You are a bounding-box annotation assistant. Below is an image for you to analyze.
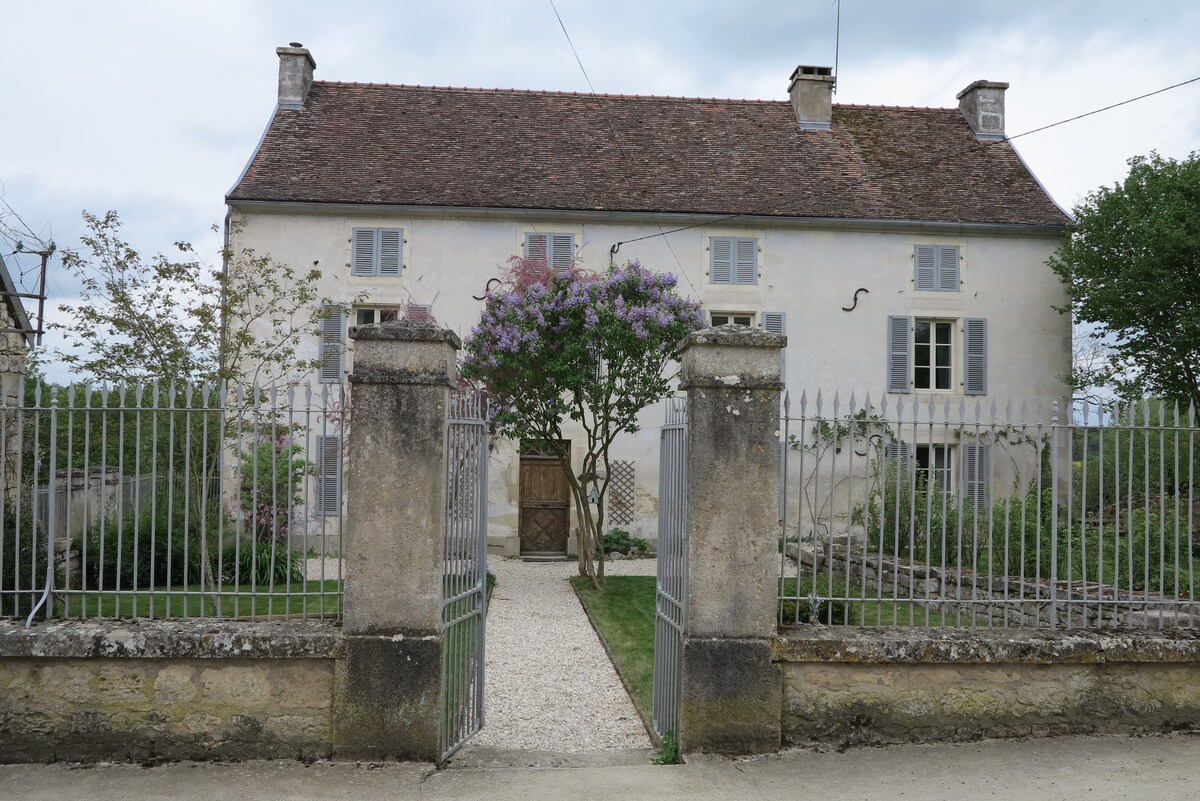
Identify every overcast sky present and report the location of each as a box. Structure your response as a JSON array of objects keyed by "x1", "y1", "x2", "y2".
[{"x1": 2, "y1": 0, "x2": 1198, "y2": 378}]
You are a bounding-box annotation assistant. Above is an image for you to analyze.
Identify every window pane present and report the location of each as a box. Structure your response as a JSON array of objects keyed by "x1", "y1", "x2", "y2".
[
  {"x1": 356, "y1": 309, "x2": 376, "y2": 325},
  {"x1": 935, "y1": 322, "x2": 952, "y2": 344},
  {"x1": 733, "y1": 315, "x2": 752, "y2": 326},
  {"x1": 380, "y1": 307, "x2": 399, "y2": 323},
  {"x1": 915, "y1": 366, "x2": 930, "y2": 389},
  {"x1": 935, "y1": 367, "x2": 951, "y2": 390},
  {"x1": 915, "y1": 321, "x2": 931, "y2": 344},
  {"x1": 935, "y1": 345, "x2": 951, "y2": 367},
  {"x1": 711, "y1": 314, "x2": 729, "y2": 326}
]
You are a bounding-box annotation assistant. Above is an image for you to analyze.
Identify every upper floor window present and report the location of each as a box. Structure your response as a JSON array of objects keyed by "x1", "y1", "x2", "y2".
[
  {"x1": 355, "y1": 303, "x2": 433, "y2": 327},
  {"x1": 709, "y1": 237, "x2": 757, "y2": 285},
  {"x1": 524, "y1": 233, "x2": 575, "y2": 272},
  {"x1": 913, "y1": 244, "x2": 960, "y2": 291},
  {"x1": 710, "y1": 312, "x2": 754, "y2": 327},
  {"x1": 887, "y1": 315, "x2": 987, "y2": 395},
  {"x1": 351, "y1": 228, "x2": 403, "y2": 276}
]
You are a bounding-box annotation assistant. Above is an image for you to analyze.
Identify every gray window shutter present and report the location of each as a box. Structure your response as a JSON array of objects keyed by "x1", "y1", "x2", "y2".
[
  {"x1": 734, "y1": 238, "x2": 757, "y2": 284},
  {"x1": 549, "y1": 233, "x2": 574, "y2": 271},
  {"x1": 316, "y1": 434, "x2": 342, "y2": 516},
  {"x1": 963, "y1": 444, "x2": 989, "y2": 514},
  {"x1": 963, "y1": 317, "x2": 987, "y2": 395},
  {"x1": 378, "y1": 228, "x2": 402, "y2": 275},
  {"x1": 887, "y1": 315, "x2": 911, "y2": 394},
  {"x1": 709, "y1": 237, "x2": 733, "y2": 283},
  {"x1": 319, "y1": 303, "x2": 345, "y2": 384},
  {"x1": 761, "y1": 312, "x2": 786, "y2": 382},
  {"x1": 914, "y1": 245, "x2": 937, "y2": 291},
  {"x1": 937, "y1": 246, "x2": 960, "y2": 291},
  {"x1": 884, "y1": 442, "x2": 912, "y2": 462},
  {"x1": 351, "y1": 228, "x2": 376, "y2": 275},
  {"x1": 524, "y1": 233, "x2": 548, "y2": 264}
]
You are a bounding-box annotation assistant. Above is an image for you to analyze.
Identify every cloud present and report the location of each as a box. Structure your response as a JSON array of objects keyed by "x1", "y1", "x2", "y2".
[{"x1": 2, "y1": 0, "x2": 1198, "y2": 377}]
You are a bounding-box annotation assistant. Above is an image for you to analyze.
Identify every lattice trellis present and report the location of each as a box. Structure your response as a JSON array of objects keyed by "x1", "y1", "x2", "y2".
[{"x1": 608, "y1": 460, "x2": 636, "y2": 525}]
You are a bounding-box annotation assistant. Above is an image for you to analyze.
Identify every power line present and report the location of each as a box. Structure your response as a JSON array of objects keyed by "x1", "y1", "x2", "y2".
[
  {"x1": 1006, "y1": 74, "x2": 1200, "y2": 143},
  {"x1": 546, "y1": 0, "x2": 702, "y2": 296}
]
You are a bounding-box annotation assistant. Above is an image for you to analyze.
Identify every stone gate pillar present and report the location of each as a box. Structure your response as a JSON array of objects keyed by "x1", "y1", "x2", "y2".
[
  {"x1": 332, "y1": 320, "x2": 459, "y2": 761},
  {"x1": 679, "y1": 325, "x2": 784, "y2": 753}
]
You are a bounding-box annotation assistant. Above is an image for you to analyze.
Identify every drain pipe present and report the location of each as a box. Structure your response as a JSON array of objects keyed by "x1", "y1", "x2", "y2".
[{"x1": 25, "y1": 391, "x2": 58, "y2": 627}]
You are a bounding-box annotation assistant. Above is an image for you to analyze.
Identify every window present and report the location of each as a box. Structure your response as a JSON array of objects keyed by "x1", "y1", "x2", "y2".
[
  {"x1": 351, "y1": 228, "x2": 403, "y2": 276},
  {"x1": 710, "y1": 312, "x2": 754, "y2": 327},
  {"x1": 525, "y1": 233, "x2": 575, "y2": 271},
  {"x1": 354, "y1": 303, "x2": 433, "y2": 327},
  {"x1": 915, "y1": 445, "x2": 951, "y2": 495},
  {"x1": 709, "y1": 237, "x2": 757, "y2": 285},
  {"x1": 319, "y1": 303, "x2": 346, "y2": 384},
  {"x1": 915, "y1": 320, "x2": 952, "y2": 390},
  {"x1": 356, "y1": 306, "x2": 399, "y2": 326},
  {"x1": 886, "y1": 316, "x2": 987, "y2": 395},
  {"x1": 315, "y1": 434, "x2": 342, "y2": 516},
  {"x1": 914, "y1": 245, "x2": 960, "y2": 291}
]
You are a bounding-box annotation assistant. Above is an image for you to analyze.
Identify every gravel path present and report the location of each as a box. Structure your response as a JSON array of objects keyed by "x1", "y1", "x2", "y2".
[{"x1": 469, "y1": 557, "x2": 657, "y2": 752}]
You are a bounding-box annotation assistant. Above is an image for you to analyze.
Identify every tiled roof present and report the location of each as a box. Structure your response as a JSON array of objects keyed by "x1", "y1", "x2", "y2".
[{"x1": 227, "y1": 82, "x2": 1070, "y2": 228}]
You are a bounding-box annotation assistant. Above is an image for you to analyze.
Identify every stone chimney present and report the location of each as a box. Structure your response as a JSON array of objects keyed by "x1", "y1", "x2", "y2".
[
  {"x1": 788, "y1": 65, "x2": 835, "y2": 130},
  {"x1": 277, "y1": 43, "x2": 316, "y2": 109},
  {"x1": 956, "y1": 80, "x2": 1008, "y2": 140}
]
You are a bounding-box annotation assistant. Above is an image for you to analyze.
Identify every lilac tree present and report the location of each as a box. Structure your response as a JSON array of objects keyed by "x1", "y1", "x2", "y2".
[{"x1": 462, "y1": 257, "x2": 703, "y2": 585}]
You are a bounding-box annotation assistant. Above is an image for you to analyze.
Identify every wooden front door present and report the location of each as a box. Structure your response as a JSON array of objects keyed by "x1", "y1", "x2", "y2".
[{"x1": 518, "y1": 454, "x2": 571, "y2": 554}]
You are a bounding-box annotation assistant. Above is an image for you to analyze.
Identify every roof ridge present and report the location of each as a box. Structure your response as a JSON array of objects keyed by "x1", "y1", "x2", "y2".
[
  {"x1": 834, "y1": 101, "x2": 955, "y2": 112},
  {"x1": 311, "y1": 80, "x2": 789, "y2": 105}
]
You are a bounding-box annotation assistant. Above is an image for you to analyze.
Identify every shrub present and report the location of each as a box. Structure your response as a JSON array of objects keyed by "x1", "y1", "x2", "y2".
[
  {"x1": 78, "y1": 499, "x2": 223, "y2": 591},
  {"x1": 238, "y1": 437, "x2": 308, "y2": 543},
  {"x1": 603, "y1": 527, "x2": 649, "y2": 557},
  {"x1": 1, "y1": 509, "x2": 51, "y2": 617},
  {"x1": 223, "y1": 536, "x2": 304, "y2": 586}
]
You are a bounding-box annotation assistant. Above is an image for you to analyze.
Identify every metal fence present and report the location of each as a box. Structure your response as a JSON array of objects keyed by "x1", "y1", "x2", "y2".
[
  {"x1": 779, "y1": 392, "x2": 1198, "y2": 630},
  {"x1": 653, "y1": 396, "x2": 688, "y2": 741},
  {"x1": 0, "y1": 381, "x2": 347, "y2": 624},
  {"x1": 440, "y1": 388, "x2": 489, "y2": 762}
]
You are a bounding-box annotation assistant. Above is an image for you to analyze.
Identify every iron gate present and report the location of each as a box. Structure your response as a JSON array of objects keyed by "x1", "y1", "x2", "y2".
[
  {"x1": 653, "y1": 396, "x2": 688, "y2": 741},
  {"x1": 440, "y1": 389, "x2": 489, "y2": 762}
]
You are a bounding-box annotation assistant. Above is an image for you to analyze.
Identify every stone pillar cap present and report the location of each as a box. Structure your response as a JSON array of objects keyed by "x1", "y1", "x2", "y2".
[
  {"x1": 682, "y1": 324, "x2": 786, "y2": 349},
  {"x1": 350, "y1": 320, "x2": 461, "y2": 349}
]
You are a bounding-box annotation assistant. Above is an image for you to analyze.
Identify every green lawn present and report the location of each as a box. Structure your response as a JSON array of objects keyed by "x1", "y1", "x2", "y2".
[
  {"x1": 55, "y1": 579, "x2": 343, "y2": 619},
  {"x1": 570, "y1": 575, "x2": 656, "y2": 725}
]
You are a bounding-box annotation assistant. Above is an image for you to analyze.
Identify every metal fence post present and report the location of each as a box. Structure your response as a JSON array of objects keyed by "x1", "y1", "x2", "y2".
[{"x1": 1049, "y1": 400, "x2": 1060, "y2": 626}]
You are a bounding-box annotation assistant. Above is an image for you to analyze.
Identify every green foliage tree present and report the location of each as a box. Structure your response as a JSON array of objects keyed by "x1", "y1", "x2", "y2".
[
  {"x1": 462, "y1": 257, "x2": 703, "y2": 586},
  {"x1": 1048, "y1": 151, "x2": 1200, "y2": 409},
  {"x1": 40, "y1": 211, "x2": 331, "y2": 612},
  {"x1": 54, "y1": 210, "x2": 326, "y2": 387}
]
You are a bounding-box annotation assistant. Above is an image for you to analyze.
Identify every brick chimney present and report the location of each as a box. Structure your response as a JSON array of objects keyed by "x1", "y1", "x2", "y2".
[
  {"x1": 277, "y1": 43, "x2": 316, "y2": 109},
  {"x1": 788, "y1": 65, "x2": 835, "y2": 130},
  {"x1": 957, "y1": 80, "x2": 1008, "y2": 140}
]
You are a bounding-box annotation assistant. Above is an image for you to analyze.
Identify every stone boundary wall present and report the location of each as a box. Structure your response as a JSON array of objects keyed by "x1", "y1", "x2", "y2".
[
  {"x1": 0, "y1": 620, "x2": 339, "y2": 763},
  {"x1": 791, "y1": 541, "x2": 1194, "y2": 627},
  {"x1": 775, "y1": 627, "x2": 1200, "y2": 747}
]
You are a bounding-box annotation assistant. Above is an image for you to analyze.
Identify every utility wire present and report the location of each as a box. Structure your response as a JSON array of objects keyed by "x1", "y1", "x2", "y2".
[
  {"x1": 1005, "y1": 74, "x2": 1200, "y2": 143},
  {"x1": 547, "y1": 0, "x2": 701, "y2": 296}
]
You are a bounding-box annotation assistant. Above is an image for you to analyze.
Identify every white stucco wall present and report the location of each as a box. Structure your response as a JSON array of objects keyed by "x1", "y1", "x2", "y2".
[{"x1": 228, "y1": 205, "x2": 1070, "y2": 550}]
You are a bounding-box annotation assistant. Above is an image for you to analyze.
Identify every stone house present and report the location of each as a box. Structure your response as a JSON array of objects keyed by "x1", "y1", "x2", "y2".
[
  {"x1": 0, "y1": 252, "x2": 35, "y2": 500},
  {"x1": 225, "y1": 45, "x2": 1071, "y2": 555}
]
